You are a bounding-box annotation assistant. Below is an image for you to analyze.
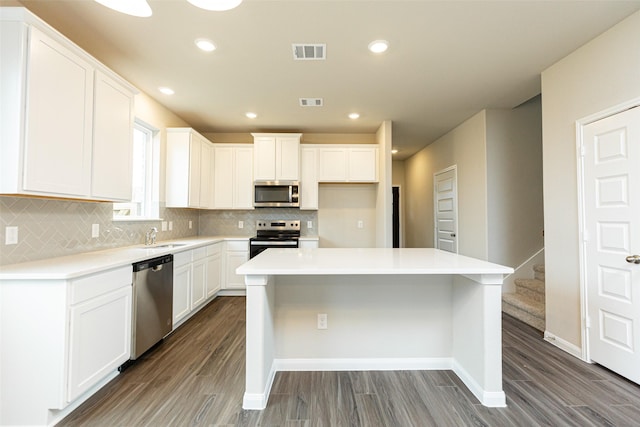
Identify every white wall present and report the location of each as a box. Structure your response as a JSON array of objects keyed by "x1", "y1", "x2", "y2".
[
  {"x1": 404, "y1": 111, "x2": 489, "y2": 260},
  {"x1": 486, "y1": 97, "x2": 544, "y2": 267},
  {"x1": 318, "y1": 184, "x2": 377, "y2": 248},
  {"x1": 541, "y1": 11, "x2": 640, "y2": 349}
]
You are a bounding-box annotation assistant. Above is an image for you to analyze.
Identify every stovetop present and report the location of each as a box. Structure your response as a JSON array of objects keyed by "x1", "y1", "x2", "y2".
[{"x1": 253, "y1": 220, "x2": 300, "y2": 241}]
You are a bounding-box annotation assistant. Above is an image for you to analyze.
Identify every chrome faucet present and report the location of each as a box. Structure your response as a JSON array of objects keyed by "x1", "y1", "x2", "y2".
[{"x1": 145, "y1": 227, "x2": 158, "y2": 246}]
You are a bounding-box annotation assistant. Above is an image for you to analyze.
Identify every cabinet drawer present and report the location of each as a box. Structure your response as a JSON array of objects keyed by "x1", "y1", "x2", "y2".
[
  {"x1": 226, "y1": 240, "x2": 248, "y2": 251},
  {"x1": 192, "y1": 247, "x2": 207, "y2": 261},
  {"x1": 70, "y1": 266, "x2": 131, "y2": 305},
  {"x1": 174, "y1": 250, "x2": 192, "y2": 268},
  {"x1": 206, "y1": 243, "x2": 222, "y2": 257}
]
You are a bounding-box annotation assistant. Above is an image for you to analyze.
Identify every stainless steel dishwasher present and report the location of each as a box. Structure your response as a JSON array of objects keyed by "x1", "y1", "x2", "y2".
[{"x1": 131, "y1": 254, "x2": 173, "y2": 359}]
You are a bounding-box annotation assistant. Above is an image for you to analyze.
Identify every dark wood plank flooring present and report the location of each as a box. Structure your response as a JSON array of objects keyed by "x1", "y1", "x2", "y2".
[{"x1": 59, "y1": 296, "x2": 640, "y2": 426}]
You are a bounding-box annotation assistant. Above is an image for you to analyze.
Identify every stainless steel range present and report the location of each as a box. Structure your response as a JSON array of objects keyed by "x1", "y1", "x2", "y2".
[{"x1": 249, "y1": 220, "x2": 301, "y2": 259}]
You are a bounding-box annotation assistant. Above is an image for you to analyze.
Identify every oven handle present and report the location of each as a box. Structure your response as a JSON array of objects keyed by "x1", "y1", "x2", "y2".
[{"x1": 250, "y1": 241, "x2": 298, "y2": 246}]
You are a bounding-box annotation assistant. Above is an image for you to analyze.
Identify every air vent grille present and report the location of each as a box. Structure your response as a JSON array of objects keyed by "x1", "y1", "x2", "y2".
[
  {"x1": 299, "y1": 98, "x2": 323, "y2": 107},
  {"x1": 292, "y1": 44, "x2": 326, "y2": 60}
]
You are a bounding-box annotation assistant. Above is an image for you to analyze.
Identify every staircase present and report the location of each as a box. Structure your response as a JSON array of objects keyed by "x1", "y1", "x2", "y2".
[{"x1": 502, "y1": 264, "x2": 545, "y2": 331}]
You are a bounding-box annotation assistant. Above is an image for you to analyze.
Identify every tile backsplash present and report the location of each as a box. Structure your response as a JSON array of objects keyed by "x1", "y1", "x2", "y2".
[
  {"x1": 0, "y1": 196, "x2": 198, "y2": 266},
  {"x1": 0, "y1": 196, "x2": 318, "y2": 266}
]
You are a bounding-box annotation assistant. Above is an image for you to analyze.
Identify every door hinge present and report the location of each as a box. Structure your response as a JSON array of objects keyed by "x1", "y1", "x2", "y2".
[{"x1": 585, "y1": 315, "x2": 591, "y2": 329}]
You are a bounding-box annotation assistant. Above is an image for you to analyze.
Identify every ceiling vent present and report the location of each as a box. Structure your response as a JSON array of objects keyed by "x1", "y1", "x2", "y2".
[
  {"x1": 299, "y1": 98, "x2": 323, "y2": 107},
  {"x1": 292, "y1": 44, "x2": 326, "y2": 60}
]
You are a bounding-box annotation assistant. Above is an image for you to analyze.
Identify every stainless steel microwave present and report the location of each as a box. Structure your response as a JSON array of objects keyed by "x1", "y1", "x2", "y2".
[{"x1": 254, "y1": 181, "x2": 300, "y2": 208}]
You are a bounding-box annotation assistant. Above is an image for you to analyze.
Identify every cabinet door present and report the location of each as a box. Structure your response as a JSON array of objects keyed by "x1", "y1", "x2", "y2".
[
  {"x1": 206, "y1": 255, "x2": 222, "y2": 297},
  {"x1": 67, "y1": 286, "x2": 131, "y2": 402},
  {"x1": 253, "y1": 137, "x2": 276, "y2": 181},
  {"x1": 92, "y1": 71, "x2": 134, "y2": 201},
  {"x1": 300, "y1": 147, "x2": 318, "y2": 210},
  {"x1": 172, "y1": 264, "x2": 191, "y2": 325},
  {"x1": 23, "y1": 27, "x2": 93, "y2": 197},
  {"x1": 234, "y1": 147, "x2": 254, "y2": 209},
  {"x1": 200, "y1": 140, "x2": 213, "y2": 208},
  {"x1": 188, "y1": 135, "x2": 202, "y2": 208},
  {"x1": 318, "y1": 148, "x2": 348, "y2": 181},
  {"x1": 276, "y1": 136, "x2": 300, "y2": 181},
  {"x1": 225, "y1": 251, "x2": 249, "y2": 289},
  {"x1": 213, "y1": 146, "x2": 234, "y2": 209},
  {"x1": 348, "y1": 148, "x2": 378, "y2": 182},
  {"x1": 191, "y1": 258, "x2": 206, "y2": 309}
]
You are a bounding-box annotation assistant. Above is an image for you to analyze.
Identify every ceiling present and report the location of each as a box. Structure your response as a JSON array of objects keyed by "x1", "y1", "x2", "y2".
[{"x1": 10, "y1": 0, "x2": 640, "y2": 159}]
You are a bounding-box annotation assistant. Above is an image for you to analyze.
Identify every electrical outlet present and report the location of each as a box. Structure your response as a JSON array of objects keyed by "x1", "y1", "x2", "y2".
[
  {"x1": 357, "y1": 220, "x2": 364, "y2": 229},
  {"x1": 161, "y1": 221, "x2": 168, "y2": 231},
  {"x1": 189, "y1": 220, "x2": 193, "y2": 229},
  {"x1": 238, "y1": 221, "x2": 244, "y2": 229},
  {"x1": 91, "y1": 223, "x2": 100, "y2": 238},
  {"x1": 307, "y1": 220, "x2": 313, "y2": 229},
  {"x1": 5, "y1": 226, "x2": 18, "y2": 245},
  {"x1": 317, "y1": 313, "x2": 328, "y2": 329},
  {"x1": 169, "y1": 221, "x2": 173, "y2": 231}
]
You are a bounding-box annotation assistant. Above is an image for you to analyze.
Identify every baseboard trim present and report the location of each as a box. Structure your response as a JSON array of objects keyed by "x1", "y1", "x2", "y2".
[
  {"x1": 544, "y1": 331, "x2": 584, "y2": 361},
  {"x1": 242, "y1": 361, "x2": 277, "y2": 410},
  {"x1": 452, "y1": 359, "x2": 506, "y2": 407},
  {"x1": 274, "y1": 357, "x2": 452, "y2": 371}
]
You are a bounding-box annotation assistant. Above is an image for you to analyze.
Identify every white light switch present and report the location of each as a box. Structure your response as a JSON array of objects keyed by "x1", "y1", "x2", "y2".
[
  {"x1": 161, "y1": 221, "x2": 168, "y2": 231},
  {"x1": 307, "y1": 221, "x2": 313, "y2": 229},
  {"x1": 357, "y1": 220, "x2": 364, "y2": 229},
  {"x1": 91, "y1": 223, "x2": 100, "y2": 238},
  {"x1": 238, "y1": 221, "x2": 244, "y2": 229},
  {"x1": 5, "y1": 226, "x2": 18, "y2": 245}
]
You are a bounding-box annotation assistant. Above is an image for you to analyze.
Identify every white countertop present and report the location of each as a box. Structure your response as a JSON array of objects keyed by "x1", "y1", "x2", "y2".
[
  {"x1": 0, "y1": 236, "x2": 248, "y2": 280},
  {"x1": 237, "y1": 247, "x2": 513, "y2": 276}
]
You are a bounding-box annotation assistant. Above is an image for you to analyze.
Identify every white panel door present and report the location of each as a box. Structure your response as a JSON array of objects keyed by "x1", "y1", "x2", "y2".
[
  {"x1": 583, "y1": 106, "x2": 640, "y2": 383},
  {"x1": 234, "y1": 147, "x2": 254, "y2": 209},
  {"x1": 213, "y1": 146, "x2": 234, "y2": 208},
  {"x1": 434, "y1": 167, "x2": 458, "y2": 253},
  {"x1": 253, "y1": 137, "x2": 276, "y2": 181}
]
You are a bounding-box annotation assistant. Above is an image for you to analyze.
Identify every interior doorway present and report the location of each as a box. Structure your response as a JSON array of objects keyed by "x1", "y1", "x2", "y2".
[
  {"x1": 434, "y1": 166, "x2": 458, "y2": 253},
  {"x1": 392, "y1": 186, "x2": 400, "y2": 248},
  {"x1": 579, "y1": 104, "x2": 640, "y2": 384}
]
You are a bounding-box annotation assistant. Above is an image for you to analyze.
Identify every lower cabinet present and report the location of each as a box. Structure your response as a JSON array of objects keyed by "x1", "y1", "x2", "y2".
[
  {"x1": 0, "y1": 265, "x2": 132, "y2": 426},
  {"x1": 224, "y1": 240, "x2": 249, "y2": 289},
  {"x1": 172, "y1": 242, "x2": 225, "y2": 330}
]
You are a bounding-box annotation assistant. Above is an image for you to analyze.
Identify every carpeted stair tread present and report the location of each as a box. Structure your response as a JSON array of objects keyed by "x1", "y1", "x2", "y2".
[
  {"x1": 533, "y1": 264, "x2": 545, "y2": 281},
  {"x1": 502, "y1": 292, "x2": 545, "y2": 319}
]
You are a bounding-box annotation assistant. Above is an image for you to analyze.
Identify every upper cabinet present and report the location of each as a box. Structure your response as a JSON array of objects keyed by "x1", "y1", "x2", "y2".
[
  {"x1": 252, "y1": 133, "x2": 301, "y2": 182},
  {"x1": 317, "y1": 145, "x2": 379, "y2": 183},
  {"x1": 212, "y1": 144, "x2": 254, "y2": 210},
  {"x1": 0, "y1": 8, "x2": 136, "y2": 202},
  {"x1": 166, "y1": 128, "x2": 214, "y2": 209}
]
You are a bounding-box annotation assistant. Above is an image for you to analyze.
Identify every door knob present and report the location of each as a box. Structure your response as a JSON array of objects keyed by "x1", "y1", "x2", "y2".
[{"x1": 625, "y1": 255, "x2": 640, "y2": 264}]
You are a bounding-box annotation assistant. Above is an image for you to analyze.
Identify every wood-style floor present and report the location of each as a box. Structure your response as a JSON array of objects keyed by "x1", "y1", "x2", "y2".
[{"x1": 59, "y1": 296, "x2": 640, "y2": 426}]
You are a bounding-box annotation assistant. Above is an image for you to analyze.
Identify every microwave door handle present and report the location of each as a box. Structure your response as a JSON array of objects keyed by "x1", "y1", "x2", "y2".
[{"x1": 289, "y1": 185, "x2": 293, "y2": 203}]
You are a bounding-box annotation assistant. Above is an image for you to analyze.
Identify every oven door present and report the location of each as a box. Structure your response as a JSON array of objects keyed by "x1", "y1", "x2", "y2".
[{"x1": 249, "y1": 239, "x2": 298, "y2": 258}]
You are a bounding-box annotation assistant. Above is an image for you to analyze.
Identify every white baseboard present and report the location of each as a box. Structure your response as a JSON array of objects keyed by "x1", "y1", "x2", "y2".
[
  {"x1": 544, "y1": 331, "x2": 584, "y2": 360},
  {"x1": 242, "y1": 361, "x2": 277, "y2": 410},
  {"x1": 274, "y1": 357, "x2": 452, "y2": 371},
  {"x1": 452, "y1": 360, "x2": 506, "y2": 407}
]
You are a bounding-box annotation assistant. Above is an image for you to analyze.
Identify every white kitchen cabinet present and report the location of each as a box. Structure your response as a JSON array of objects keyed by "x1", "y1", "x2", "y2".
[
  {"x1": 0, "y1": 9, "x2": 136, "y2": 201},
  {"x1": 300, "y1": 147, "x2": 319, "y2": 210},
  {"x1": 91, "y1": 71, "x2": 135, "y2": 201},
  {"x1": 212, "y1": 144, "x2": 254, "y2": 209},
  {"x1": 166, "y1": 128, "x2": 216, "y2": 209},
  {"x1": 172, "y1": 251, "x2": 192, "y2": 326},
  {"x1": 317, "y1": 145, "x2": 379, "y2": 182},
  {"x1": 224, "y1": 240, "x2": 249, "y2": 289},
  {"x1": 67, "y1": 285, "x2": 131, "y2": 402},
  {"x1": 191, "y1": 248, "x2": 207, "y2": 310},
  {"x1": 206, "y1": 243, "x2": 223, "y2": 297},
  {"x1": 0, "y1": 265, "x2": 132, "y2": 425},
  {"x1": 252, "y1": 133, "x2": 301, "y2": 181}
]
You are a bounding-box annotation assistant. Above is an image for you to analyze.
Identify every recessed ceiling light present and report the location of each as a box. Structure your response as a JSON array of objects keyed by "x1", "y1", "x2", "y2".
[
  {"x1": 195, "y1": 38, "x2": 216, "y2": 52},
  {"x1": 159, "y1": 87, "x2": 175, "y2": 95},
  {"x1": 246, "y1": 112, "x2": 257, "y2": 119},
  {"x1": 187, "y1": 0, "x2": 242, "y2": 11},
  {"x1": 368, "y1": 40, "x2": 389, "y2": 54},
  {"x1": 348, "y1": 113, "x2": 360, "y2": 120},
  {"x1": 391, "y1": 149, "x2": 399, "y2": 154},
  {"x1": 94, "y1": 0, "x2": 152, "y2": 17}
]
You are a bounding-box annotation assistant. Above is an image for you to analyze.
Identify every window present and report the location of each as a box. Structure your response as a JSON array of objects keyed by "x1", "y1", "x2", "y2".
[{"x1": 113, "y1": 120, "x2": 160, "y2": 220}]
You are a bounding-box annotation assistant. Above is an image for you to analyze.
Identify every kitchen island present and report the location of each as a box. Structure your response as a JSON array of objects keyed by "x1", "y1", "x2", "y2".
[{"x1": 236, "y1": 248, "x2": 513, "y2": 410}]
